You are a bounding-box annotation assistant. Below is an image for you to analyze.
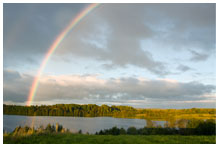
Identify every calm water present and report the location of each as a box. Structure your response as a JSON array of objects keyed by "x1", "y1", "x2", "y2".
[{"x1": 4, "y1": 115, "x2": 152, "y2": 134}]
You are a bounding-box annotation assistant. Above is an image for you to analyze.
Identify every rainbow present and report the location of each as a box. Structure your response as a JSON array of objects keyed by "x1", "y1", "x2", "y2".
[{"x1": 26, "y1": 3, "x2": 101, "y2": 106}]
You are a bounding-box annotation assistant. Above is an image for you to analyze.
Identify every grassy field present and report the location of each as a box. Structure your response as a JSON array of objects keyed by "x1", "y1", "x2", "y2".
[
  {"x1": 135, "y1": 112, "x2": 216, "y2": 120},
  {"x1": 3, "y1": 133, "x2": 216, "y2": 144}
]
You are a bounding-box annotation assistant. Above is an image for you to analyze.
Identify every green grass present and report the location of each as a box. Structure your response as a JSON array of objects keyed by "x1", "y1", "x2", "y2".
[{"x1": 3, "y1": 133, "x2": 216, "y2": 144}]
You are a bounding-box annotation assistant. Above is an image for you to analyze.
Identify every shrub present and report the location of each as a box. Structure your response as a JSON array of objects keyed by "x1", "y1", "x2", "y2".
[{"x1": 127, "y1": 127, "x2": 137, "y2": 135}]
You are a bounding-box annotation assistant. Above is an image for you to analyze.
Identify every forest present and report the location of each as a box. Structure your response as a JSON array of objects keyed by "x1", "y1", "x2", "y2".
[{"x1": 3, "y1": 104, "x2": 216, "y2": 121}]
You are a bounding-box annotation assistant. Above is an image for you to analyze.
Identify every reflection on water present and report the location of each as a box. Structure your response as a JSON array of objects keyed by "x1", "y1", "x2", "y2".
[
  {"x1": 4, "y1": 115, "x2": 190, "y2": 134},
  {"x1": 4, "y1": 115, "x2": 147, "y2": 134},
  {"x1": 145, "y1": 119, "x2": 166, "y2": 128},
  {"x1": 145, "y1": 119, "x2": 190, "y2": 128}
]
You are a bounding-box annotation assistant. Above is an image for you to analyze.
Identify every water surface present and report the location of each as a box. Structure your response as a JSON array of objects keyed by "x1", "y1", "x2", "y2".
[{"x1": 4, "y1": 115, "x2": 149, "y2": 134}]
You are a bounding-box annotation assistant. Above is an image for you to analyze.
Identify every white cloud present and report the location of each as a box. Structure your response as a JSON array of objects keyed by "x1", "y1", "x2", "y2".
[{"x1": 4, "y1": 70, "x2": 215, "y2": 107}]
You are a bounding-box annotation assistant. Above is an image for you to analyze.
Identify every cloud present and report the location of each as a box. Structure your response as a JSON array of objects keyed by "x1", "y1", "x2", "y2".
[
  {"x1": 55, "y1": 4, "x2": 168, "y2": 76},
  {"x1": 3, "y1": 70, "x2": 33, "y2": 102},
  {"x1": 55, "y1": 3, "x2": 215, "y2": 76},
  {"x1": 3, "y1": 69, "x2": 21, "y2": 81},
  {"x1": 189, "y1": 49, "x2": 209, "y2": 62},
  {"x1": 144, "y1": 4, "x2": 215, "y2": 52},
  {"x1": 4, "y1": 4, "x2": 215, "y2": 76},
  {"x1": 3, "y1": 3, "x2": 87, "y2": 67},
  {"x1": 4, "y1": 70, "x2": 215, "y2": 106},
  {"x1": 177, "y1": 64, "x2": 192, "y2": 72}
]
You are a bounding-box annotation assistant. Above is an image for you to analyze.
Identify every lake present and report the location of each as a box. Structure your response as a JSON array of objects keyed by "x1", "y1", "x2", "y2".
[{"x1": 4, "y1": 115, "x2": 159, "y2": 134}]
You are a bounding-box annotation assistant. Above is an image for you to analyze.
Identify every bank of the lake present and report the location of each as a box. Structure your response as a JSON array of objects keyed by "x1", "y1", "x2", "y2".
[{"x1": 3, "y1": 133, "x2": 216, "y2": 144}]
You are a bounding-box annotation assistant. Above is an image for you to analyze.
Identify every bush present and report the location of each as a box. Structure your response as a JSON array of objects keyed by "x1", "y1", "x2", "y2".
[
  {"x1": 127, "y1": 127, "x2": 137, "y2": 135},
  {"x1": 45, "y1": 124, "x2": 55, "y2": 133},
  {"x1": 119, "y1": 128, "x2": 126, "y2": 135},
  {"x1": 195, "y1": 121, "x2": 216, "y2": 135},
  {"x1": 78, "y1": 129, "x2": 82, "y2": 134},
  {"x1": 111, "y1": 126, "x2": 120, "y2": 135}
]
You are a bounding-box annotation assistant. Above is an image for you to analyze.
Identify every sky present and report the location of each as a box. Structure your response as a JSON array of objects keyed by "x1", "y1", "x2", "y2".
[{"x1": 3, "y1": 3, "x2": 216, "y2": 108}]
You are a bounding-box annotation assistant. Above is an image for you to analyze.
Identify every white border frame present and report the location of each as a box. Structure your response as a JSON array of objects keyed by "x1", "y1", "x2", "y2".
[{"x1": 1, "y1": 0, "x2": 217, "y2": 146}]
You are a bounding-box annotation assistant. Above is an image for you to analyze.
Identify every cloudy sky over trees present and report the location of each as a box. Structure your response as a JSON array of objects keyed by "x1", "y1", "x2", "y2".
[{"x1": 3, "y1": 3, "x2": 216, "y2": 108}]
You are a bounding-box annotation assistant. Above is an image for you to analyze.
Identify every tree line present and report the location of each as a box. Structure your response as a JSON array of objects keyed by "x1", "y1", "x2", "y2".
[
  {"x1": 3, "y1": 104, "x2": 216, "y2": 120},
  {"x1": 3, "y1": 104, "x2": 136, "y2": 117},
  {"x1": 96, "y1": 119, "x2": 216, "y2": 135}
]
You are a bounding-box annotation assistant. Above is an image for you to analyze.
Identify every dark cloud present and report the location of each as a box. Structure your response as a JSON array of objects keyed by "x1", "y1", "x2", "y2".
[
  {"x1": 4, "y1": 3, "x2": 215, "y2": 76},
  {"x1": 56, "y1": 4, "x2": 169, "y2": 75},
  {"x1": 56, "y1": 3, "x2": 215, "y2": 76},
  {"x1": 143, "y1": 3, "x2": 215, "y2": 52},
  {"x1": 3, "y1": 70, "x2": 33, "y2": 102},
  {"x1": 177, "y1": 64, "x2": 192, "y2": 72},
  {"x1": 3, "y1": 3, "x2": 87, "y2": 67},
  {"x1": 3, "y1": 69, "x2": 21, "y2": 81},
  {"x1": 189, "y1": 49, "x2": 209, "y2": 62}
]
